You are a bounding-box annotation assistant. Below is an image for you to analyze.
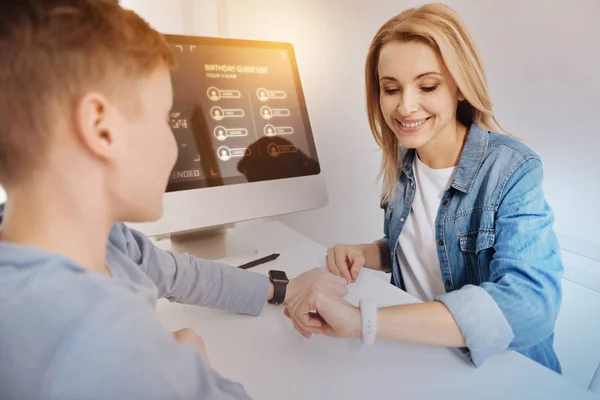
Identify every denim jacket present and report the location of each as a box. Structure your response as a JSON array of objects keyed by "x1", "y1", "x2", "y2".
[{"x1": 379, "y1": 123, "x2": 563, "y2": 373}]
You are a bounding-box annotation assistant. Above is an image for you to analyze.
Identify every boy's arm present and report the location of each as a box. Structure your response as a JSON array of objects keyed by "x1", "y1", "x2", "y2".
[
  {"x1": 46, "y1": 291, "x2": 252, "y2": 400},
  {"x1": 115, "y1": 223, "x2": 269, "y2": 316}
]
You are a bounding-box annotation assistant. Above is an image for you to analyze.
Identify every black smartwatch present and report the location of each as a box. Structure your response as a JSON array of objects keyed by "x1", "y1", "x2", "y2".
[{"x1": 268, "y1": 270, "x2": 289, "y2": 305}]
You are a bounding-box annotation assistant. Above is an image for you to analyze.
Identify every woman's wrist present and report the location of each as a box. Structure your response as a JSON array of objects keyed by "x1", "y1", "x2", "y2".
[
  {"x1": 350, "y1": 305, "x2": 362, "y2": 339},
  {"x1": 359, "y1": 242, "x2": 390, "y2": 271}
]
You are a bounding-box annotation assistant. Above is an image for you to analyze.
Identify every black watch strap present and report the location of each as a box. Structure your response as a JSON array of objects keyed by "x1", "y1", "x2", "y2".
[{"x1": 268, "y1": 270, "x2": 288, "y2": 305}]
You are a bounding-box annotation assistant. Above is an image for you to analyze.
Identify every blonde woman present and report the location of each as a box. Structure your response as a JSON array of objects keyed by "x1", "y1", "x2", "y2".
[{"x1": 286, "y1": 3, "x2": 563, "y2": 372}]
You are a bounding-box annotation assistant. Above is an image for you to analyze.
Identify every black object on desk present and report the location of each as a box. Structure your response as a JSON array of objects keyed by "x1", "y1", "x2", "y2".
[{"x1": 238, "y1": 253, "x2": 280, "y2": 269}]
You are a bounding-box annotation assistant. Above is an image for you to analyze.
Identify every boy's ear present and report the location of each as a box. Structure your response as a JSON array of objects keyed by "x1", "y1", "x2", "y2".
[{"x1": 75, "y1": 93, "x2": 115, "y2": 161}]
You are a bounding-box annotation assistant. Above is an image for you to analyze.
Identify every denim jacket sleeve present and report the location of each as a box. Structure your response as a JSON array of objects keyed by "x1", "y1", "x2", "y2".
[
  {"x1": 436, "y1": 157, "x2": 563, "y2": 367},
  {"x1": 116, "y1": 223, "x2": 270, "y2": 316}
]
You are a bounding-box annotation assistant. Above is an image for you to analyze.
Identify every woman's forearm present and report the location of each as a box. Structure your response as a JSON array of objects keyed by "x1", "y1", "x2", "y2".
[{"x1": 377, "y1": 302, "x2": 466, "y2": 347}]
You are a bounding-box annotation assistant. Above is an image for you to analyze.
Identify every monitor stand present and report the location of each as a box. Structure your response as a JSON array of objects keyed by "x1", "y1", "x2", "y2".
[{"x1": 152, "y1": 224, "x2": 258, "y2": 262}]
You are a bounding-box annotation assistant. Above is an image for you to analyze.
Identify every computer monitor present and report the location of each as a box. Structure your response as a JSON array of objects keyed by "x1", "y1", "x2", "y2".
[{"x1": 127, "y1": 35, "x2": 328, "y2": 259}]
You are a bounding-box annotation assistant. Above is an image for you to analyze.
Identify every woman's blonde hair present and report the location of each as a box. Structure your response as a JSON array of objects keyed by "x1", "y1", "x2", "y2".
[{"x1": 366, "y1": 3, "x2": 506, "y2": 203}]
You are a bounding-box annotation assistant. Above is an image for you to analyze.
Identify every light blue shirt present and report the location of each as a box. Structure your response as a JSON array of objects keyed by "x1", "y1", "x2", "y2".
[
  {"x1": 0, "y1": 217, "x2": 269, "y2": 399},
  {"x1": 379, "y1": 123, "x2": 564, "y2": 372}
]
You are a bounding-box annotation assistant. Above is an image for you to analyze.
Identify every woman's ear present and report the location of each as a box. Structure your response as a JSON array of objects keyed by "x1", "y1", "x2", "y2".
[{"x1": 457, "y1": 91, "x2": 466, "y2": 102}]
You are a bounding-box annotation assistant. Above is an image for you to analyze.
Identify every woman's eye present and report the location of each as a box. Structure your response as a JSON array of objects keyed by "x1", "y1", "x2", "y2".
[{"x1": 421, "y1": 86, "x2": 437, "y2": 93}]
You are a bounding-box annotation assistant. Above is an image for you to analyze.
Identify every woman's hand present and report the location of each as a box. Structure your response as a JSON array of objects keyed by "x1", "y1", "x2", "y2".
[{"x1": 326, "y1": 244, "x2": 366, "y2": 283}]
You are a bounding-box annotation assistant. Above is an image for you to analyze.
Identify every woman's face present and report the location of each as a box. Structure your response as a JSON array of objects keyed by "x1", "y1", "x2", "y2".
[{"x1": 378, "y1": 40, "x2": 463, "y2": 150}]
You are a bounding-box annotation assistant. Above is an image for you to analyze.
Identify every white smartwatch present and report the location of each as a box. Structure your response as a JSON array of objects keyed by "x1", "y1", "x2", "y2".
[{"x1": 359, "y1": 299, "x2": 377, "y2": 345}]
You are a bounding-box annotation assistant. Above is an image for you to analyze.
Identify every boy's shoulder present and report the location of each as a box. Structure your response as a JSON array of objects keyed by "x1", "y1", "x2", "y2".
[
  {"x1": 0, "y1": 243, "x2": 132, "y2": 342},
  {"x1": 0, "y1": 242, "x2": 115, "y2": 302},
  {"x1": 0, "y1": 246, "x2": 148, "y2": 397}
]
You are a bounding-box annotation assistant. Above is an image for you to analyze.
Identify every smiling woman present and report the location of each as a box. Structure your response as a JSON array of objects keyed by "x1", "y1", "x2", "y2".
[{"x1": 302, "y1": 2, "x2": 566, "y2": 376}]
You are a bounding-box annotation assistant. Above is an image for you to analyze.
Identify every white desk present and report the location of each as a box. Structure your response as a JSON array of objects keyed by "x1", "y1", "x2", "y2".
[{"x1": 155, "y1": 220, "x2": 595, "y2": 400}]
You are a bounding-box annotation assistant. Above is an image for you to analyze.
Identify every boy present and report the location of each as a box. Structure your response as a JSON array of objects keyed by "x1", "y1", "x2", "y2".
[{"x1": 0, "y1": 1, "x2": 347, "y2": 399}]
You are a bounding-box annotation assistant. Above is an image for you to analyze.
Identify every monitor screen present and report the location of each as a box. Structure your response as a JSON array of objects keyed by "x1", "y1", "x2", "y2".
[{"x1": 163, "y1": 35, "x2": 321, "y2": 193}]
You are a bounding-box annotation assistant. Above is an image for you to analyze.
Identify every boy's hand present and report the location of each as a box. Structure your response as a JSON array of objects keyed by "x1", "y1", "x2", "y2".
[{"x1": 172, "y1": 328, "x2": 211, "y2": 366}]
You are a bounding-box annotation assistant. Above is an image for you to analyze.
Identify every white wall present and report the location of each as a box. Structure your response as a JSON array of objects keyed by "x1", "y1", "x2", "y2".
[
  {"x1": 120, "y1": 0, "x2": 218, "y2": 35},
  {"x1": 120, "y1": 0, "x2": 183, "y2": 34},
  {"x1": 221, "y1": 0, "x2": 600, "y2": 255}
]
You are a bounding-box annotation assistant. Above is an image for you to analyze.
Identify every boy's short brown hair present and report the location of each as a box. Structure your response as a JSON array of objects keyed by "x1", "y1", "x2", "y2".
[{"x1": 0, "y1": 0, "x2": 175, "y2": 187}]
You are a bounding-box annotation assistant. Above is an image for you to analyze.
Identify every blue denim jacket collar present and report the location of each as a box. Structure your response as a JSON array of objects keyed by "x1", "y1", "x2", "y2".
[{"x1": 401, "y1": 123, "x2": 489, "y2": 193}]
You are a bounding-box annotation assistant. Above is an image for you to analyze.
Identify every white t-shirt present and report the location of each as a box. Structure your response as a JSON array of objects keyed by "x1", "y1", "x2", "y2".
[{"x1": 397, "y1": 155, "x2": 456, "y2": 302}]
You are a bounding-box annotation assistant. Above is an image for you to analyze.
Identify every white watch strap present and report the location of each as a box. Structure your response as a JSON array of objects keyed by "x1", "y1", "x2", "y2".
[{"x1": 359, "y1": 299, "x2": 377, "y2": 345}]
